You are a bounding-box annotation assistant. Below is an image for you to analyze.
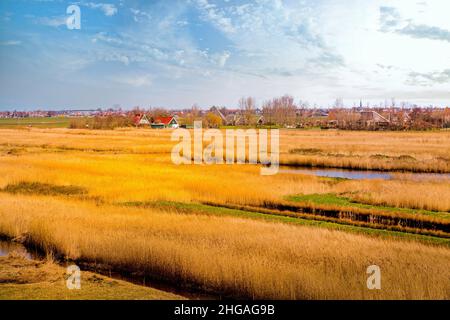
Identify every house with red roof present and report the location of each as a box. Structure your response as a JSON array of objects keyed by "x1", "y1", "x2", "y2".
[{"x1": 151, "y1": 116, "x2": 179, "y2": 129}]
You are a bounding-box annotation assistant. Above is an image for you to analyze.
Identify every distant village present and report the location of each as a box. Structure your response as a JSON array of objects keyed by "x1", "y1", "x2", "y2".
[{"x1": 1, "y1": 96, "x2": 449, "y2": 130}]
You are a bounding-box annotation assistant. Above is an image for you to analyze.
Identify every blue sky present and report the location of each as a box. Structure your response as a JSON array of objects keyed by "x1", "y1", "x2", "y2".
[{"x1": 0, "y1": 0, "x2": 449, "y2": 110}]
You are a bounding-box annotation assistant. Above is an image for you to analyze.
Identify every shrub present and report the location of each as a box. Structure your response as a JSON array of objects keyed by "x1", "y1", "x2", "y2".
[{"x1": 69, "y1": 116, "x2": 134, "y2": 130}]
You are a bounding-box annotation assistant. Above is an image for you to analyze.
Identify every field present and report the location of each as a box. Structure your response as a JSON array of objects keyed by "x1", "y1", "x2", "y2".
[
  {"x1": 0, "y1": 117, "x2": 71, "y2": 129},
  {"x1": 0, "y1": 128, "x2": 449, "y2": 299}
]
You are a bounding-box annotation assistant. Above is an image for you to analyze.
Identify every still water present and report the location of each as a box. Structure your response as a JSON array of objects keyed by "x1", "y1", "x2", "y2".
[{"x1": 279, "y1": 166, "x2": 450, "y2": 180}]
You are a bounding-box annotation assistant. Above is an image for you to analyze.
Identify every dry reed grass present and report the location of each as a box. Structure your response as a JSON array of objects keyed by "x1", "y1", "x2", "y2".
[
  {"x1": 0, "y1": 128, "x2": 449, "y2": 211},
  {"x1": 0, "y1": 128, "x2": 449, "y2": 299},
  {"x1": 280, "y1": 130, "x2": 450, "y2": 172},
  {"x1": 0, "y1": 193, "x2": 448, "y2": 299}
]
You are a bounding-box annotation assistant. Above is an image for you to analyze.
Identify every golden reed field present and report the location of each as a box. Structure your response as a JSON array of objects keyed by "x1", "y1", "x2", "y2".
[{"x1": 0, "y1": 128, "x2": 449, "y2": 299}]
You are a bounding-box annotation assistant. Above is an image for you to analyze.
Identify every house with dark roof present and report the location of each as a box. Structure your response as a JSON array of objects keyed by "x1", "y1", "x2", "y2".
[
  {"x1": 358, "y1": 111, "x2": 390, "y2": 128},
  {"x1": 134, "y1": 114, "x2": 151, "y2": 127},
  {"x1": 209, "y1": 106, "x2": 227, "y2": 123}
]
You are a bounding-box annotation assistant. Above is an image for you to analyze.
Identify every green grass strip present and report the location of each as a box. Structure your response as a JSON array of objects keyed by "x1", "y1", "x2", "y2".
[
  {"x1": 287, "y1": 193, "x2": 450, "y2": 219},
  {"x1": 120, "y1": 200, "x2": 450, "y2": 247}
]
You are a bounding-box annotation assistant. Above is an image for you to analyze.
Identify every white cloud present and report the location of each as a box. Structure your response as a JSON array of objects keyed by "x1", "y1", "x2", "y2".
[
  {"x1": 95, "y1": 51, "x2": 130, "y2": 65},
  {"x1": 191, "y1": 0, "x2": 344, "y2": 81},
  {"x1": 176, "y1": 20, "x2": 189, "y2": 27},
  {"x1": 194, "y1": 0, "x2": 236, "y2": 34},
  {"x1": 215, "y1": 51, "x2": 231, "y2": 67},
  {"x1": 0, "y1": 40, "x2": 21, "y2": 46},
  {"x1": 35, "y1": 15, "x2": 67, "y2": 27},
  {"x1": 114, "y1": 75, "x2": 152, "y2": 87},
  {"x1": 91, "y1": 32, "x2": 123, "y2": 45},
  {"x1": 5, "y1": 0, "x2": 450, "y2": 108},
  {"x1": 83, "y1": 2, "x2": 118, "y2": 16},
  {"x1": 130, "y1": 8, "x2": 151, "y2": 22},
  {"x1": 407, "y1": 69, "x2": 450, "y2": 86},
  {"x1": 111, "y1": 54, "x2": 129, "y2": 65}
]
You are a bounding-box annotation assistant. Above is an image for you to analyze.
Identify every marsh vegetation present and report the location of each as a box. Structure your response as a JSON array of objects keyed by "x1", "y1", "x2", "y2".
[{"x1": 0, "y1": 128, "x2": 449, "y2": 299}]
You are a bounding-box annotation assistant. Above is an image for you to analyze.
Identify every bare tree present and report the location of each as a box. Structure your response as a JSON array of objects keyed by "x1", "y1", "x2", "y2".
[
  {"x1": 272, "y1": 95, "x2": 297, "y2": 126},
  {"x1": 149, "y1": 107, "x2": 170, "y2": 119},
  {"x1": 239, "y1": 97, "x2": 256, "y2": 126},
  {"x1": 183, "y1": 104, "x2": 201, "y2": 125}
]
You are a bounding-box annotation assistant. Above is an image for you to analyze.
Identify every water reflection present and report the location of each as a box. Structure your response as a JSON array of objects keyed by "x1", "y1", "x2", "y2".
[{"x1": 279, "y1": 167, "x2": 450, "y2": 180}]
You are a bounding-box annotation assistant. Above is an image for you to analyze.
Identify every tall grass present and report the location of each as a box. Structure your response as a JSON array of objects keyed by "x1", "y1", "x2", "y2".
[
  {"x1": 0, "y1": 128, "x2": 449, "y2": 299},
  {"x1": 0, "y1": 193, "x2": 449, "y2": 299},
  {"x1": 280, "y1": 130, "x2": 450, "y2": 172},
  {"x1": 0, "y1": 128, "x2": 449, "y2": 211},
  {"x1": 335, "y1": 179, "x2": 450, "y2": 212}
]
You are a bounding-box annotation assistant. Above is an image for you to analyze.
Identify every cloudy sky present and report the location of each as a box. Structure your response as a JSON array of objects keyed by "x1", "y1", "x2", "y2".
[{"x1": 0, "y1": 0, "x2": 449, "y2": 110}]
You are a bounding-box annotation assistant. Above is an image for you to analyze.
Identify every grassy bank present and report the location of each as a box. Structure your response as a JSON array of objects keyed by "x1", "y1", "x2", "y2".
[
  {"x1": 287, "y1": 193, "x2": 450, "y2": 219},
  {"x1": 0, "y1": 254, "x2": 184, "y2": 300},
  {"x1": 122, "y1": 200, "x2": 450, "y2": 246}
]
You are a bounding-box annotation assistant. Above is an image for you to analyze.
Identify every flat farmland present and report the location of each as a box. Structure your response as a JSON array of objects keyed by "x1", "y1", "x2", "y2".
[{"x1": 0, "y1": 117, "x2": 71, "y2": 129}]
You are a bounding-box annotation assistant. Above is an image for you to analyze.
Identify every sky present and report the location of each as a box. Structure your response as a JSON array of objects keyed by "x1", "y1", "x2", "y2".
[{"x1": 0, "y1": 0, "x2": 449, "y2": 110}]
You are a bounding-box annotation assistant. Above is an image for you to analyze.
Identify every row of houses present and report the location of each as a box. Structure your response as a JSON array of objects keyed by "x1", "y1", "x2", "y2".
[
  {"x1": 209, "y1": 107, "x2": 405, "y2": 128},
  {"x1": 134, "y1": 107, "x2": 264, "y2": 128},
  {"x1": 3, "y1": 105, "x2": 449, "y2": 130},
  {"x1": 324, "y1": 108, "x2": 450, "y2": 130},
  {"x1": 209, "y1": 107, "x2": 264, "y2": 126},
  {"x1": 326, "y1": 110, "x2": 392, "y2": 129},
  {"x1": 135, "y1": 107, "x2": 449, "y2": 130}
]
